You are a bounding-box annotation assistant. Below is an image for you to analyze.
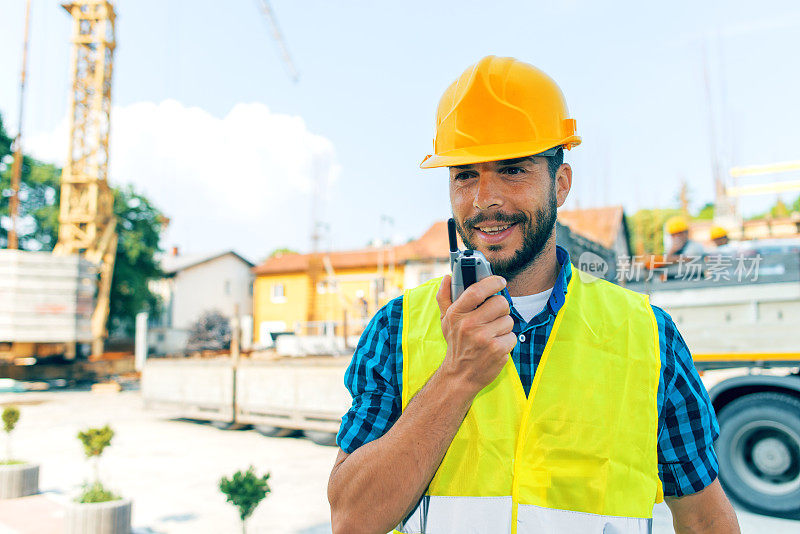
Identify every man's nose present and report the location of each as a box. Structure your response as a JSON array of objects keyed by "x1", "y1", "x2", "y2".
[{"x1": 473, "y1": 175, "x2": 503, "y2": 211}]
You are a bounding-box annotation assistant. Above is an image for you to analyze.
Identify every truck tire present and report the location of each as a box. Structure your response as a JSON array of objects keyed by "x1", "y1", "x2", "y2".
[
  {"x1": 210, "y1": 421, "x2": 248, "y2": 431},
  {"x1": 716, "y1": 392, "x2": 800, "y2": 517},
  {"x1": 255, "y1": 425, "x2": 298, "y2": 438},
  {"x1": 304, "y1": 430, "x2": 338, "y2": 447}
]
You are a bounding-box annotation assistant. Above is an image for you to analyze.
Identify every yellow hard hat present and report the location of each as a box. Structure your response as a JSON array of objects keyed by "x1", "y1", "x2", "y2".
[
  {"x1": 665, "y1": 216, "x2": 689, "y2": 235},
  {"x1": 420, "y1": 56, "x2": 581, "y2": 169},
  {"x1": 710, "y1": 225, "x2": 728, "y2": 240}
]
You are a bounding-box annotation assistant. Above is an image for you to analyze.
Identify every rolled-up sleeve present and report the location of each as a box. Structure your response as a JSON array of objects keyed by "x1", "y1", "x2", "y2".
[
  {"x1": 653, "y1": 305, "x2": 720, "y2": 497},
  {"x1": 336, "y1": 297, "x2": 403, "y2": 453}
]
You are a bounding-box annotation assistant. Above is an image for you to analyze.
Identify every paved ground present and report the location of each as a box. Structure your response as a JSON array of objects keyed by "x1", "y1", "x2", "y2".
[{"x1": 0, "y1": 389, "x2": 798, "y2": 533}]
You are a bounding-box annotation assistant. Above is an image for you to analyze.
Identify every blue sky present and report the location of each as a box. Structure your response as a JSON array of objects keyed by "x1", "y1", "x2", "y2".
[{"x1": 2, "y1": 0, "x2": 800, "y2": 261}]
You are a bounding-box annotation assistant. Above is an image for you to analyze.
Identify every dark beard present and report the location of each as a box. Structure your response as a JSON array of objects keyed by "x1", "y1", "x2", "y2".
[{"x1": 455, "y1": 194, "x2": 557, "y2": 281}]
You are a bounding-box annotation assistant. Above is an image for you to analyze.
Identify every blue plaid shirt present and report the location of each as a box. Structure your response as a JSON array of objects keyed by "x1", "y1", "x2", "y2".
[{"x1": 337, "y1": 246, "x2": 720, "y2": 497}]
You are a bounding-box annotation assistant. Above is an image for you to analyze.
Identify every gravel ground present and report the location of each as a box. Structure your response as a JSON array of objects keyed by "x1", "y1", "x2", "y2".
[{"x1": 1, "y1": 389, "x2": 798, "y2": 533}]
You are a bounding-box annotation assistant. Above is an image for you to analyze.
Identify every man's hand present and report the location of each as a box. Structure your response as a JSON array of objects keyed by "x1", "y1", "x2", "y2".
[
  {"x1": 666, "y1": 478, "x2": 740, "y2": 533},
  {"x1": 435, "y1": 274, "x2": 517, "y2": 395}
]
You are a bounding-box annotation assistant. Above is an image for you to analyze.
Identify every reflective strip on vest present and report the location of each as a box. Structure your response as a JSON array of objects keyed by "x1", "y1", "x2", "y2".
[
  {"x1": 516, "y1": 503, "x2": 652, "y2": 534},
  {"x1": 395, "y1": 497, "x2": 652, "y2": 534},
  {"x1": 396, "y1": 496, "x2": 512, "y2": 534}
]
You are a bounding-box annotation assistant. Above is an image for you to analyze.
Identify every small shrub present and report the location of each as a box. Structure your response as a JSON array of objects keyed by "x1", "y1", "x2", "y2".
[
  {"x1": 219, "y1": 466, "x2": 271, "y2": 533},
  {"x1": 76, "y1": 425, "x2": 119, "y2": 502},
  {"x1": 77, "y1": 425, "x2": 114, "y2": 460},
  {"x1": 2, "y1": 406, "x2": 19, "y2": 433},
  {"x1": 187, "y1": 310, "x2": 231, "y2": 352},
  {"x1": 2, "y1": 405, "x2": 21, "y2": 462},
  {"x1": 77, "y1": 481, "x2": 120, "y2": 504}
]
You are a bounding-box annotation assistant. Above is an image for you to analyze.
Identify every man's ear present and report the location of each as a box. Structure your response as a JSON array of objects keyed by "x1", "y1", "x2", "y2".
[{"x1": 555, "y1": 163, "x2": 572, "y2": 208}]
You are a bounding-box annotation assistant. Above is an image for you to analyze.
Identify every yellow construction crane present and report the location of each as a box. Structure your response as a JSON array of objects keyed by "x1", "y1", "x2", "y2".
[
  {"x1": 256, "y1": 0, "x2": 299, "y2": 82},
  {"x1": 727, "y1": 161, "x2": 800, "y2": 197},
  {"x1": 53, "y1": 0, "x2": 118, "y2": 357}
]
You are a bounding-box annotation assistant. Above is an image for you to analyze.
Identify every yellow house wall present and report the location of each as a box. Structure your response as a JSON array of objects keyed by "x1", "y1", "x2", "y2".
[
  {"x1": 253, "y1": 265, "x2": 406, "y2": 342},
  {"x1": 314, "y1": 265, "x2": 405, "y2": 324},
  {"x1": 253, "y1": 272, "x2": 308, "y2": 343}
]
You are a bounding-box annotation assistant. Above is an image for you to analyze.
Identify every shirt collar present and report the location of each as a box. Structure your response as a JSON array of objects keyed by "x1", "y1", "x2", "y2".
[{"x1": 500, "y1": 245, "x2": 572, "y2": 321}]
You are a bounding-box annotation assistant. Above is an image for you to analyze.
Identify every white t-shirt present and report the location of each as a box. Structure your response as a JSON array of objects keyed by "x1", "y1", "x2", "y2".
[{"x1": 511, "y1": 286, "x2": 554, "y2": 324}]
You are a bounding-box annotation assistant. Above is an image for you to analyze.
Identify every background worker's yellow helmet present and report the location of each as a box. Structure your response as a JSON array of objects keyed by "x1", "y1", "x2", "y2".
[
  {"x1": 710, "y1": 225, "x2": 728, "y2": 240},
  {"x1": 665, "y1": 216, "x2": 690, "y2": 235},
  {"x1": 420, "y1": 56, "x2": 581, "y2": 169}
]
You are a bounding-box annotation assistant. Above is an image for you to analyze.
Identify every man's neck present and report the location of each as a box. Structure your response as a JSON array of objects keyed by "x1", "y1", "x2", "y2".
[{"x1": 505, "y1": 239, "x2": 560, "y2": 297}]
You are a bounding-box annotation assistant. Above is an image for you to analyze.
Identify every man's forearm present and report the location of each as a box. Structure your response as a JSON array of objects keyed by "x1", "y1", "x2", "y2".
[
  {"x1": 666, "y1": 479, "x2": 740, "y2": 534},
  {"x1": 328, "y1": 367, "x2": 476, "y2": 534}
]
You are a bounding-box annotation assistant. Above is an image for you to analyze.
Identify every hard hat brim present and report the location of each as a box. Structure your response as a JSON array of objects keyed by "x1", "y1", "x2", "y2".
[
  {"x1": 710, "y1": 229, "x2": 728, "y2": 240},
  {"x1": 667, "y1": 225, "x2": 689, "y2": 234},
  {"x1": 419, "y1": 136, "x2": 581, "y2": 169}
]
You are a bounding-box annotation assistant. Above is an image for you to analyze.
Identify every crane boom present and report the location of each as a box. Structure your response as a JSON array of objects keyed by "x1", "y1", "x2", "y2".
[{"x1": 256, "y1": 0, "x2": 299, "y2": 82}]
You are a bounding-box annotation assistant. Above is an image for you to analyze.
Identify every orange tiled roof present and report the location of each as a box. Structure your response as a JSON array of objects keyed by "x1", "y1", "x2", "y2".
[
  {"x1": 252, "y1": 221, "x2": 464, "y2": 275},
  {"x1": 557, "y1": 206, "x2": 625, "y2": 250}
]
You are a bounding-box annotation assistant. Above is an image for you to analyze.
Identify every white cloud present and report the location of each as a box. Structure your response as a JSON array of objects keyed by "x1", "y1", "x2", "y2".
[{"x1": 26, "y1": 100, "x2": 341, "y2": 261}]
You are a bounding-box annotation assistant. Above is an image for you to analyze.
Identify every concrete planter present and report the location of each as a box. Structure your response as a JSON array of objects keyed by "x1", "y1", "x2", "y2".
[
  {"x1": 0, "y1": 463, "x2": 39, "y2": 498},
  {"x1": 65, "y1": 498, "x2": 132, "y2": 534}
]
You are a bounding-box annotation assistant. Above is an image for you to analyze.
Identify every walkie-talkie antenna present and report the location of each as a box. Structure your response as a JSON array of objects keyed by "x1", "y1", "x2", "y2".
[
  {"x1": 448, "y1": 218, "x2": 460, "y2": 270},
  {"x1": 448, "y1": 218, "x2": 458, "y2": 252}
]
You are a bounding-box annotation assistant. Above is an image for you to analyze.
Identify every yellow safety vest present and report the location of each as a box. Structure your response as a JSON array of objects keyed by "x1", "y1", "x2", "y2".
[{"x1": 395, "y1": 269, "x2": 663, "y2": 534}]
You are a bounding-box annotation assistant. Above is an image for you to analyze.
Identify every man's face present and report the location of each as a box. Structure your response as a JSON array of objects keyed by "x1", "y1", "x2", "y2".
[
  {"x1": 671, "y1": 230, "x2": 689, "y2": 250},
  {"x1": 449, "y1": 156, "x2": 571, "y2": 281}
]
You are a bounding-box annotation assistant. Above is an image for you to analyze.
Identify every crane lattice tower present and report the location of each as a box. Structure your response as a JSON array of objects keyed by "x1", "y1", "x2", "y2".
[{"x1": 54, "y1": 0, "x2": 118, "y2": 357}]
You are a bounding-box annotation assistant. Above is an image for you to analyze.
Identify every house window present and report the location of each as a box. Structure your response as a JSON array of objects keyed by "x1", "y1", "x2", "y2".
[
  {"x1": 271, "y1": 283, "x2": 286, "y2": 303},
  {"x1": 317, "y1": 279, "x2": 338, "y2": 294},
  {"x1": 224, "y1": 279, "x2": 231, "y2": 295}
]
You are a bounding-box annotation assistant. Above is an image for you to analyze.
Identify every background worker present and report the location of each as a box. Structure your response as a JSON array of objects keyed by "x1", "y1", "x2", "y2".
[
  {"x1": 665, "y1": 215, "x2": 706, "y2": 260},
  {"x1": 704, "y1": 225, "x2": 737, "y2": 278},
  {"x1": 710, "y1": 225, "x2": 730, "y2": 248},
  {"x1": 328, "y1": 56, "x2": 740, "y2": 533},
  {"x1": 664, "y1": 215, "x2": 706, "y2": 279}
]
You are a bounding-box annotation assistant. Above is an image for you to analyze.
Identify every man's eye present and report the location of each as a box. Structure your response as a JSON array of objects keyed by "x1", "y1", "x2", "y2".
[
  {"x1": 454, "y1": 172, "x2": 474, "y2": 181},
  {"x1": 502, "y1": 167, "x2": 525, "y2": 175}
]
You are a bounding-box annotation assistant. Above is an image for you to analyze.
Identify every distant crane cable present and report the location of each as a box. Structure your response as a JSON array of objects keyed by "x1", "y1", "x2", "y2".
[
  {"x1": 256, "y1": 0, "x2": 299, "y2": 82},
  {"x1": 8, "y1": 0, "x2": 32, "y2": 251}
]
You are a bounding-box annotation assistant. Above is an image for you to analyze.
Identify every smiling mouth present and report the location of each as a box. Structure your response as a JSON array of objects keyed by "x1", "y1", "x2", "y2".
[
  {"x1": 475, "y1": 223, "x2": 514, "y2": 234},
  {"x1": 473, "y1": 222, "x2": 518, "y2": 243}
]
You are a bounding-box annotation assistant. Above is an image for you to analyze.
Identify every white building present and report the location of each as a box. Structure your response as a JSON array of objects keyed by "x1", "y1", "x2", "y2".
[{"x1": 148, "y1": 250, "x2": 254, "y2": 354}]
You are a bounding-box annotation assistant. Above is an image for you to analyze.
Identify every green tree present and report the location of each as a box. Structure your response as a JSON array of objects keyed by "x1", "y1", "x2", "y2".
[
  {"x1": 0, "y1": 115, "x2": 61, "y2": 251},
  {"x1": 0, "y1": 112, "x2": 164, "y2": 335},
  {"x1": 2, "y1": 406, "x2": 20, "y2": 463},
  {"x1": 77, "y1": 425, "x2": 113, "y2": 484},
  {"x1": 76, "y1": 425, "x2": 119, "y2": 503},
  {"x1": 695, "y1": 202, "x2": 715, "y2": 220},
  {"x1": 219, "y1": 466, "x2": 271, "y2": 534},
  {"x1": 109, "y1": 186, "x2": 165, "y2": 335},
  {"x1": 748, "y1": 196, "x2": 799, "y2": 221},
  {"x1": 268, "y1": 247, "x2": 298, "y2": 258},
  {"x1": 630, "y1": 208, "x2": 680, "y2": 255},
  {"x1": 770, "y1": 197, "x2": 790, "y2": 219}
]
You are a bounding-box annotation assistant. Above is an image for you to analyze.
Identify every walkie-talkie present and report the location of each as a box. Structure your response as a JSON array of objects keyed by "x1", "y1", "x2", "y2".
[{"x1": 449, "y1": 218, "x2": 493, "y2": 301}]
